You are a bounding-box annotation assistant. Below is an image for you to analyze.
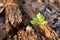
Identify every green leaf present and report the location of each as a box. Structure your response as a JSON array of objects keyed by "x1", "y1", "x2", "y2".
[
  {"x1": 30, "y1": 12, "x2": 48, "y2": 25},
  {"x1": 41, "y1": 21, "x2": 48, "y2": 25},
  {"x1": 36, "y1": 13, "x2": 44, "y2": 22},
  {"x1": 40, "y1": 16, "x2": 44, "y2": 22},
  {"x1": 30, "y1": 21, "x2": 35, "y2": 24},
  {"x1": 33, "y1": 18, "x2": 39, "y2": 23},
  {"x1": 36, "y1": 13, "x2": 42, "y2": 20},
  {"x1": 30, "y1": 17, "x2": 39, "y2": 24}
]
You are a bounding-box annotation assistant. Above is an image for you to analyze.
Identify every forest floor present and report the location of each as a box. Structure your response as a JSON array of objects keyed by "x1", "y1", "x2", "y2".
[{"x1": 0, "y1": 0, "x2": 60, "y2": 40}]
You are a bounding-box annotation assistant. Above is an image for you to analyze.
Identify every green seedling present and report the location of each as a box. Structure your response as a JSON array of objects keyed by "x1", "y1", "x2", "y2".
[{"x1": 30, "y1": 13, "x2": 48, "y2": 25}]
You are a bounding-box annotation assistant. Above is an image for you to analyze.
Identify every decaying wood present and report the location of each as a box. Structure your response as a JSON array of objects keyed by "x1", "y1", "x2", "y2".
[
  {"x1": 0, "y1": 0, "x2": 60, "y2": 40},
  {"x1": 39, "y1": 25, "x2": 59, "y2": 40},
  {"x1": 21, "y1": 0, "x2": 60, "y2": 40},
  {"x1": 5, "y1": 0, "x2": 22, "y2": 33},
  {"x1": 48, "y1": 3, "x2": 60, "y2": 12},
  {"x1": 21, "y1": 1, "x2": 60, "y2": 40},
  {"x1": 17, "y1": 26, "x2": 37, "y2": 40},
  {"x1": 54, "y1": 0, "x2": 60, "y2": 8},
  {"x1": 37, "y1": 0, "x2": 42, "y2": 4},
  {"x1": 23, "y1": 4, "x2": 36, "y2": 19},
  {"x1": 13, "y1": 35, "x2": 17, "y2": 40},
  {"x1": 0, "y1": 22, "x2": 6, "y2": 40}
]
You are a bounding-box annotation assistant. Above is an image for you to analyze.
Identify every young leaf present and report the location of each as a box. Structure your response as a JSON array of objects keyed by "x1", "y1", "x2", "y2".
[
  {"x1": 36, "y1": 13, "x2": 42, "y2": 20},
  {"x1": 30, "y1": 12, "x2": 48, "y2": 26},
  {"x1": 41, "y1": 21, "x2": 48, "y2": 25},
  {"x1": 36, "y1": 13, "x2": 44, "y2": 22},
  {"x1": 30, "y1": 21, "x2": 35, "y2": 24},
  {"x1": 36, "y1": 13, "x2": 44, "y2": 21},
  {"x1": 40, "y1": 16, "x2": 44, "y2": 22},
  {"x1": 30, "y1": 17, "x2": 39, "y2": 24}
]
